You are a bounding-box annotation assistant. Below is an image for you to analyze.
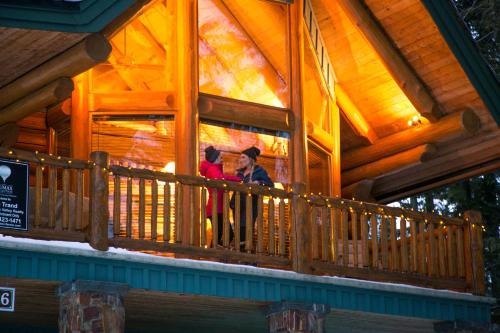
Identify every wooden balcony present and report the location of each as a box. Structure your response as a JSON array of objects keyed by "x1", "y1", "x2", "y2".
[{"x1": 0, "y1": 148, "x2": 486, "y2": 295}]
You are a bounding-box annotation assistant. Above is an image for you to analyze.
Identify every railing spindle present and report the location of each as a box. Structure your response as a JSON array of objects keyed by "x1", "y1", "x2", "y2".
[
  {"x1": 429, "y1": 222, "x2": 437, "y2": 276},
  {"x1": 381, "y1": 215, "x2": 389, "y2": 270},
  {"x1": 370, "y1": 214, "x2": 378, "y2": 269},
  {"x1": 419, "y1": 221, "x2": 427, "y2": 275},
  {"x1": 200, "y1": 187, "x2": 207, "y2": 247},
  {"x1": 448, "y1": 225, "x2": 457, "y2": 277},
  {"x1": 456, "y1": 225, "x2": 465, "y2": 278},
  {"x1": 311, "y1": 206, "x2": 319, "y2": 260},
  {"x1": 268, "y1": 197, "x2": 275, "y2": 255},
  {"x1": 438, "y1": 224, "x2": 447, "y2": 276},
  {"x1": 163, "y1": 182, "x2": 171, "y2": 242},
  {"x1": 126, "y1": 177, "x2": 132, "y2": 238},
  {"x1": 189, "y1": 186, "x2": 195, "y2": 246},
  {"x1": 341, "y1": 207, "x2": 349, "y2": 267},
  {"x1": 151, "y1": 179, "x2": 158, "y2": 241},
  {"x1": 400, "y1": 217, "x2": 409, "y2": 272},
  {"x1": 257, "y1": 195, "x2": 264, "y2": 254},
  {"x1": 331, "y1": 207, "x2": 340, "y2": 264},
  {"x1": 61, "y1": 168, "x2": 70, "y2": 230},
  {"x1": 223, "y1": 190, "x2": 230, "y2": 248},
  {"x1": 75, "y1": 169, "x2": 83, "y2": 231},
  {"x1": 48, "y1": 166, "x2": 57, "y2": 229},
  {"x1": 245, "y1": 193, "x2": 253, "y2": 253},
  {"x1": 278, "y1": 197, "x2": 285, "y2": 256},
  {"x1": 34, "y1": 165, "x2": 43, "y2": 228},
  {"x1": 410, "y1": 219, "x2": 418, "y2": 272},
  {"x1": 113, "y1": 175, "x2": 121, "y2": 236},
  {"x1": 234, "y1": 192, "x2": 241, "y2": 252},
  {"x1": 175, "y1": 182, "x2": 183, "y2": 243},
  {"x1": 211, "y1": 188, "x2": 218, "y2": 247},
  {"x1": 351, "y1": 209, "x2": 358, "y2": 267},
  {"x1": 390, "y1": 216, "x2": 398, "y2": 271},
  {"x1": 321, "y1": 206, "x2": 329, "y2": 261},
  {"x1": 138, "y1": 178, "x2": 146, "y2": 239},
  {"x1": 360, "y1": 212, "x2": 369, "y2": 267}
]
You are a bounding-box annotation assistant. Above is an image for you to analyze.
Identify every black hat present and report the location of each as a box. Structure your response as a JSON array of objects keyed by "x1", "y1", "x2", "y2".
[
  {"x1": 205, "y1": 146, "x2": 220, "y2": 163},
  {"x1": 242, "y1": 146, "x2": 260, "y2": 161}
]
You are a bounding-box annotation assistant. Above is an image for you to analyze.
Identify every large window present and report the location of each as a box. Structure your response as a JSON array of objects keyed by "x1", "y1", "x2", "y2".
[
  {"x1": 198, "y1": 0, "x2": 289, "y2": 108},
  {"x1": 199, "y1": 121, "x2": 290, "y2": 186}
]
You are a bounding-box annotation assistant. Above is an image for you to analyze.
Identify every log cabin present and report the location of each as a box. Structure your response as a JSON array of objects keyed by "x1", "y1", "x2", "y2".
[{"x1": 0, "y1": 0, "x2": 498, "y2": 332}]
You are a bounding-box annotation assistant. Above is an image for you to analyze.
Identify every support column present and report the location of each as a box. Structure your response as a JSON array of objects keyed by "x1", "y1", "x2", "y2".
[
  {"x1": 176, "y1": 0, "x2": 199, "y2": 245},
  {"x1": 267, "y1": 302, "x2": 330, "y2": 333},
  {"x1": 58, "y1": 280, "x2": 128, "y2": 333}
]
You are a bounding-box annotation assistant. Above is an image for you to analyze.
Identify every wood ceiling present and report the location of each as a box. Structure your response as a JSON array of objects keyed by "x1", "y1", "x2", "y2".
[{"x1": 0, "y1": 28, "x2": 87, "y2": 88}]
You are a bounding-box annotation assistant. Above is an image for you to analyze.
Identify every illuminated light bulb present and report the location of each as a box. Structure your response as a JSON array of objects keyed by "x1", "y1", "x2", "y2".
[
  {"x1": 408, "y1": 120, "x2": 413, "y2": 127},
  {"x1": 412, "y1": 115, "x2": 420, "y2": 123}
]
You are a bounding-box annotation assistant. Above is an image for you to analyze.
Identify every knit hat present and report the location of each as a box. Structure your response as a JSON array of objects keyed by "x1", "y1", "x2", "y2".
[
  {"x1": 242, "y1": 146, "x2": 260, "y2": 161},
  {"x1": 205, "y1": 146, "x2": 220, "y2": 163}
]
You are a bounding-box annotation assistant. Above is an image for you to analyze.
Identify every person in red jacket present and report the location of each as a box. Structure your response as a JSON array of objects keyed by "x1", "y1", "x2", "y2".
[{"x1": 199, "y1": 146, "x2": 241, "y2": 247}]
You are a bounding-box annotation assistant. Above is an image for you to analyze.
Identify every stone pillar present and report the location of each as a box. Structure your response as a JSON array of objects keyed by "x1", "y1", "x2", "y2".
[
  {"x1": 58, "y1": 280, "x2": 129, "y2": 333},
  {"x1": 267, "y1": 302, "x2": 330, "y2": 333}
]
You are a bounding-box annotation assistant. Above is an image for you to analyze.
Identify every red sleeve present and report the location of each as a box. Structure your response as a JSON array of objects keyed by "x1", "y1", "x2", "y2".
[
  {"x1": 223, "y1": 174, "x2": 241, "y2": 182},
  {"x1": 205, "y1": 165, "x2": 224, "y2": 180}
]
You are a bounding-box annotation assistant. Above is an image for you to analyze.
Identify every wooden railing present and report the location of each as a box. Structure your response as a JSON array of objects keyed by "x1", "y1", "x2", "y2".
[
  {"x1": 0, "y1": 148, "x2": 91, "y2": 242},
  {"x1": 107, "y1": 160, "x2": 293, "y2": 268},
  {"x1": 304, "y1": 195, "x2": 485, "y2": 294},
  {"x1": 0, "y1": 149, "x2": 486, "y2": 294}
]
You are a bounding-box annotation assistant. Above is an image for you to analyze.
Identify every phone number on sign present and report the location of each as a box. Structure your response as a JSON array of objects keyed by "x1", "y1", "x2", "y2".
[{"x1": 0, "y1": 217, "x2": 21, "y2": 224}]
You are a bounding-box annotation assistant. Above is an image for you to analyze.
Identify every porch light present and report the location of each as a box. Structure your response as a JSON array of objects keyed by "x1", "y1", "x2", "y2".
[{"x1": 407, "y1": 115, "x2": 422, "y2": 127}]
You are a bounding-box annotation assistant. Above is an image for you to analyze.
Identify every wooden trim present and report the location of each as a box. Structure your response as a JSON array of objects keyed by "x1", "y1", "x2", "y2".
[
  {"x1": 342, "y1": 109, "x2": 480, "y2": 171},
  {"x1": 335, "y1": 0, "x2": 442, "y2": 122},
  {"x1": 311, "y1": 261, "x2": 467, "y2": 291},
  {"x1": 341, "y1": 179, "x2": 375, "y2": 202},
  {"x1": 0, "y1": 228, "x2": 86, "y2": 242},
  {"x1": 110, "y1": 238, "x2": 291, "y2": 268},
  {"x1": 198, "y1": 93, "x2": 292, "y2": 132},
  {"x1": 335, "y1": 84, "x2": 377, "y2": 144},
  {"x1": 306, "y1": 119, "x2": 333, "y2": 152}
]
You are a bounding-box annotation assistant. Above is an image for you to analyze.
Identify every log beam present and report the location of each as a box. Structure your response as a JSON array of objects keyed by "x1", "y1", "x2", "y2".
[
  {"x1": 335, "y1": 83, "x2": 377, "y2": 144},
  {"x1": 0, "y1": 34, "x2": 110, "y2": 109},
  {"x1": 47, "y1": 99, "x2": 71, "y2": 130},
  {"x1": 342, "y1": 144, "x2": 437, "y2": 187},
  {"x1": 0, "y1": 123, "x2": 20, "y2": 148},
  {"x1": 0, "y1": 78, "x2": 74, "y2": 126},
  {"x1": 342, "y1": 109, "x2": 481, "y2": 170},
  {"x1": 336, "y1": 0, "x2": 442, "y2": 122},
  {"x1": 306, "y1": 119, "x2": 333, "y2": 152},
  {"x1": 198, "y1": 93, "x2": 291, "y2": 131},
  {"x1": 342, "y1": 179, "x2": 375, "y2": 202}
]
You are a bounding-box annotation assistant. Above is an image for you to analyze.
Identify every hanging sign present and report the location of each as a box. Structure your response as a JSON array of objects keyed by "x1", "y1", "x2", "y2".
[
  {"x1": 0, "y1": 287, "x2": 15, "y2": 312},
  {"x1": 0, "y1": 159, "x2": 29, "y2": 231}
]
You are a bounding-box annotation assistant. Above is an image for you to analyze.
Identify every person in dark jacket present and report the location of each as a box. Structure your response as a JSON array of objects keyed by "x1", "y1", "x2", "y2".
[
  {"x1": 230, "y1": 146, "x2": 273, "y2": 249},
  {"x1": 199, "y1": 146, "x2": 241, "y2": 246}
]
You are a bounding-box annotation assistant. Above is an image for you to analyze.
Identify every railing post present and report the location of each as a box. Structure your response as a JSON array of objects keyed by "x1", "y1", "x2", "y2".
[
  {"x1": 89, "y1": 151, "x2": 109, "y2": 251},
  {"x1": 291, "y1": 183, "x2": 312, "y2": 274},
  {"x1": 463, "y1": 210, "x2": 485, "y2": 295}
]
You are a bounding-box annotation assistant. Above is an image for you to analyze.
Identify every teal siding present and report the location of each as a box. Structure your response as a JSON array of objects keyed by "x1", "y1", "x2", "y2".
[{"x1": 0, "y1": 248, "x2": 491, "y2": 323}]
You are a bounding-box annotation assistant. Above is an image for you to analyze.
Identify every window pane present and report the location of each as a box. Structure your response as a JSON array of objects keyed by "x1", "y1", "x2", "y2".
[
  {"x1": 91, "y1": 115, "x2": 175, "y2": 171},
  {"x1": 199, "y1": 122, "x2": 290, "y2": 186},
  {"x1": 198, "y1": 0, "x2": 289, "y2": 108},
  {"x1": 308, "y1": 142, "x2": 330, "y2": 195},
  {"x1": 89, "y1": 0, "x2": 176, "y2": 111},
  {"x1": 304, "y1": 27, "x2": 330, "y2": 133}
]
